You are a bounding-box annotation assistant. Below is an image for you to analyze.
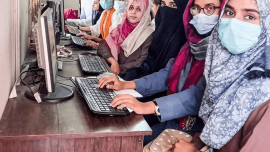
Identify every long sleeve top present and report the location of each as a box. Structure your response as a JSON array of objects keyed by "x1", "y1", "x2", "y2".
[
  {"x1": 97, "y1": 34, "x2": 153, "y2": 75},
  {"x1": 89, "y1": 10, "x2": 123, "y2": 38},
  {"x1": 134, "y1": 59, "x2": 206, "y2": 122}
]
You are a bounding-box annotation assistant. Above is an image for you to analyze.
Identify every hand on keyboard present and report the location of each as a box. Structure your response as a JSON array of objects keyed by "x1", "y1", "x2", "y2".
[
  {"x1": 110, "y1": 94, "x2": 155, "y2": 115},
  {"x1": 84, "y1": 40, "x2": 98, "y2": 49},
  {"x1": 97, "y1": 76, "x2": 124, "y2": 90},
  {"x1": 77, "y1": 33, "x2": 91, "y2": 40}
]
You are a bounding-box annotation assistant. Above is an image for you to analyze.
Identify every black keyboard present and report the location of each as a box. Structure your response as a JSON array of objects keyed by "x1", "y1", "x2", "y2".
[
  {"x1": 68, "y1": 27, "x2": 81, "y2": 35},
  {"x1": 66, "y1": 22, "x2": 78, "y2": 27},
  {"x1": 75, "y1": 78, "x2": 129, "y2": 116},
  {"x1": 78, "y1": 54, "x2": 108, "y2": 74},
  {"x1": 71, "y1": 35, "x2": 86, "y2": 46}
]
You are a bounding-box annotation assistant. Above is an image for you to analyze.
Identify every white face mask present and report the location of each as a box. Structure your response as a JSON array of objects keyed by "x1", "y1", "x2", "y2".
[
  {"x1": 113, "y1": 1, "x2": 127, "y2": 13},
  {"x1": 189, "y1": 14, "x2": 219, "y2": 35}
]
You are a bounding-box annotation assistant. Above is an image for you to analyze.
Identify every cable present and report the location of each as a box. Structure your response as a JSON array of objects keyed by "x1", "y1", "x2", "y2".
[
  {"x1": 57, "y1": 74, "x2": 71, "y2": 79},
  {"x1": 57, "y1": 81, "x2": 75, "y2": 88},
  {"x1": 19, "y1": 68, "x2": 44, "y2": 95}
]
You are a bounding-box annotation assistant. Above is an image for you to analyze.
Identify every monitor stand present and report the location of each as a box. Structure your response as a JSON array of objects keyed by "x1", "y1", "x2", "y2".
[{"x1": 24, "y1": 85, "x2": 74, "y2": 103}]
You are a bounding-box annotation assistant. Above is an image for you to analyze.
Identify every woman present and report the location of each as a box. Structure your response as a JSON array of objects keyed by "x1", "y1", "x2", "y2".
[
  {"x1": 92, "y1": 0, "x2": 105, "y2": 25},
  {"x1": 97, "y1": 0, "x2": 154, "y2": 76},
  {"x1": 122, "y1": 0, "x2": 189, "y2": 81},
  {"x1": 171, "y1": 0, "x2": 270, "y2": 151},
  {"x1": 77, "y1": 0, "x2": 128, "y2": 49},
  {"x1": 151, "y1": 0, "x2": 161, "y2": 26},
  {"x1": 97, "y1": 0, "x2": 226, "y2": 145}
]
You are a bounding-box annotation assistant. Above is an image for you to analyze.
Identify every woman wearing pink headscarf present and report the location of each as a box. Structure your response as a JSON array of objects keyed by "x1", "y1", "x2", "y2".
[{"x1": 97, "y1": 0, "x2": 154, "y2": 76}]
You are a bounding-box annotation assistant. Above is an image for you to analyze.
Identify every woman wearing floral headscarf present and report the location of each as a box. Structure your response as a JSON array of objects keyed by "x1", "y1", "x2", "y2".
[{"x1": 158, "y1": 0, "x2": 270, "y2": 151}]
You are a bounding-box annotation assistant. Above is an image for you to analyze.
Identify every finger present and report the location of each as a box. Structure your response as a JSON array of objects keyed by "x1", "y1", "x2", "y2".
[
  {"x1": 98, "y1": 76, "x2": 117, "y2": 88},
  {"x1": 98, "y1": 78, "x2": 111, "y2": 88},
  {"x1": 97, "y1": 77, "x2": 107, "y2": 87},
  {"x1": 106, "y1": 84, "x2": 118, "y2": 90},
  {"x1": 111, "y1": 98, "x2": 132, "y2": 108},
  {"x1": 110, "y1": 95, "x2": 132, "y2": 107},
  {"x1": 76, "y1": 33, "x2": 82, "y2": 36},
  {"x1": 117, "y1": 102, "x2": 134, "y2": 110}
]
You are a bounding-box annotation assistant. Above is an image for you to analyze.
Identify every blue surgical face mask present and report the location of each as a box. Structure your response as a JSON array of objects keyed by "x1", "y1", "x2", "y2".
[
  {"x1": 114, "y1": 1, "x2": 127, "y2": 13},
  {"x1": 189, "y1": 14, "x2": 219, "y2": 35},
  {"x1": 218, "y1": 18, "x2": 261, "y2": 54},
  {"x1": 100, "y1": 0, "x2": 113, "y2": 10}
]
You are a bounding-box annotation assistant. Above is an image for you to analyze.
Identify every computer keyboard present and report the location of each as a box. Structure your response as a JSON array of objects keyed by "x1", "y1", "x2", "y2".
[
  {"x1": 67, "y1": 27, "x2": 81, "y2": 35},
  {"x1": 75, "y1": 78, "x2": 129, "y2": 116},
  {"x1": 78, "y1": 54, "x2": 109, "y2": 74},
  {"x1": 71, "y1": 35, "x2": 86, "y2": 46}
]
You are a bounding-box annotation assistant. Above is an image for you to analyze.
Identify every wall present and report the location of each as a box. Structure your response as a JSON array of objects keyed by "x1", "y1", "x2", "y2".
[
  {"x1": 64, "y1": 0, "x2": 80, "y2": 15},
  {"x1": 0, "y1": 1, "x2": 16, "y2": 118},
  {"x1": 20, "y1": 0, "x2": 29, "y2": 65}
]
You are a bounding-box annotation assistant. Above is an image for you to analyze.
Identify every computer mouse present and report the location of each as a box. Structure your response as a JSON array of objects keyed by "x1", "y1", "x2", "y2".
[
  {"x1": 97, "y1": 72, "x2": 119, "y2": 81},
  {"x1": 80, "y1": 51, "x2": 96, "y2": 56}
]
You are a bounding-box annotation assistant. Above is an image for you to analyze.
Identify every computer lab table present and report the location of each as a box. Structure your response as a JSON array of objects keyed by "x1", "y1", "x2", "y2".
[{"x1": 0, "y1": 43, "x2": 152, "y2": 152}]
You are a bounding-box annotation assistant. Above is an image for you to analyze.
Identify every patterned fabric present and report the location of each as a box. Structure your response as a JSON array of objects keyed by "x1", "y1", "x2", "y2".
[
  {"x1": 143, "y1": 129, "x2": 193, "y2": 152},
  {"x1": 199, "y1": 0, "x2": 270, "y2": 149}
]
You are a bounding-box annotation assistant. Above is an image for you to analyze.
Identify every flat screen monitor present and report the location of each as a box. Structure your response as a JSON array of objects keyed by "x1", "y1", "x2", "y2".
[{"x1": 26, "y1": 7, "x2": 73, "y2": 102}]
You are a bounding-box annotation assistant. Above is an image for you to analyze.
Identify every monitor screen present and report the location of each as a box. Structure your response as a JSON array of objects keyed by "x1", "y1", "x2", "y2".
[{"x1": 34, "y1": 8, "x2": 57, "y2": 93}]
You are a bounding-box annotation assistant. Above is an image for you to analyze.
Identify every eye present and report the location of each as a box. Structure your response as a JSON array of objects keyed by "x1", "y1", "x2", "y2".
[
  {"x1": 136, "y1": 8, "x2": 141, "y2": 11},
  {"x1": 225, "y1": 10, "x2": 235, "y2": 17},
  {"x1": 245, "y1": 15, "x2": 255, "y2": 20},
  {"x1": 170, "y1": 4, "x2": 177, "y2": 8},
  {"x1": 161, "y1": 2, "x2": 165, "y2": 7},
  {"x1": 129, "y1": 6, "x2": 134, "y2": 10}
]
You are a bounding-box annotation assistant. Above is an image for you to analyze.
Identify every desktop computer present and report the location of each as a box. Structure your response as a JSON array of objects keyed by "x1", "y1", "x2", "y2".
[{"x1": 25, "y1": 7, "x2": 73, "y2": 102}]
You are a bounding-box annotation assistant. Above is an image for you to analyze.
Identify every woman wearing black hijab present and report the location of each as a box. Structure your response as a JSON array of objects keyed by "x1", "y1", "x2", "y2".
[
  {"x1": 92, "y1": 0, "x2": 104, "y2": 25},
  {"x1": 122, "y1": 0, "x2": 189, "y2": 81}
]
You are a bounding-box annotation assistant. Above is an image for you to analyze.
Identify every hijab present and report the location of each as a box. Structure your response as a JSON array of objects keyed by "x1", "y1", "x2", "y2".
[
  {"x1": 129, "y1": 0, "x2": 190, "y2": 78},
  {"x1": 199, "y1": 0, "x2": 270, "y2": 149},
  {"x1": 92, "y1": 4, "x2": 105, "y2": 25},
  {"x1": 167, "y1": 0, "x2": 226, "y2": 94},
  {"x1": 105, "y1": 0, "x2": 154, "y2": 60}
]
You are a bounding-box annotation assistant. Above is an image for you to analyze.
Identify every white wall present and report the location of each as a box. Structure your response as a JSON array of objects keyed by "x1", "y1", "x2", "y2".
[
  {"x1": 64, "y1": 0, "x2": 80, "y2": 16},
  {"x1": 20, "y1": 0, "x2": 29, "y2": 64},
  {"x1": 0, "y1": 1, "x2": 16, "y2": 118}
]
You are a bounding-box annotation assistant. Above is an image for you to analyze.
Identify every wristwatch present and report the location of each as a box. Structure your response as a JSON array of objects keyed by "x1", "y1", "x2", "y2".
[{"x1": 153, "y1": 100, "x2": 161, "y2": 116}]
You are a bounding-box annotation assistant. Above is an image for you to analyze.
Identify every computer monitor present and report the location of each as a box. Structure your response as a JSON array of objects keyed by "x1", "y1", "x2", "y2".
[
  {"x1": 25, "y1": 7, "x2": 73, "y2": 102},
  {"x1": 59, "y1": 0, "x2": 65, "y2": 35}
]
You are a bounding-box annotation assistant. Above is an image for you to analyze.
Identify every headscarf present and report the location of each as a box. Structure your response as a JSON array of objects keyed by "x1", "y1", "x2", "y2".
[
  {"x1": 92, "y1": 4, "x2": 104, "y2": 25},
  {"x1": 122, "y1": 0, "x2": 189, "y2": 80},
  {"x1": 199, "y1": 0, "x2": 270, "y2": 149},
  {"x1": 105, "y1": 0, "x2": 154, "y2": 61},
  {"x1": 167, "y1": 0, "x2": 227, "y2": 94}
]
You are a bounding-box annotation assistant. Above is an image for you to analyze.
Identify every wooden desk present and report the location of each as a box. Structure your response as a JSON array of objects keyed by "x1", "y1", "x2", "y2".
[{"x1": 0, "y1": 44, "x2": 152, "y2": 152}]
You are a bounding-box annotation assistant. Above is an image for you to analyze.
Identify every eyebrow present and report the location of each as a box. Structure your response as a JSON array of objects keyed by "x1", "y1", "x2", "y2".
[
  {"x1": 244, "y1": 9, "x2": 260, "y2": 14},
  {"x1": 226, "y1": 4, "x2": 259, "y2": 15},
  {"x1": 225, "y1": 4, "x2": 234, "y2": 10},
  {"x1": 194, "y1": 3, "x2": 217, "y2": 7}
]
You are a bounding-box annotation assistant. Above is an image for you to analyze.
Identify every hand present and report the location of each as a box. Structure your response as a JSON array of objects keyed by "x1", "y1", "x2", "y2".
[
  {"x1": 77, "y1": 33, "x2": 95, "y2": 40},
  {"x1": 110, "y1": 62, "x2": 120, "y2": 75},
  {"x1": 98, "y1": 76, "x2": 125, "y2": 90},
  {"x1": 110, "y1": 94, "x2": 155, "y2": 114},
  {"x1": 84, "y1": 40, "x2": 99, "y2": 49},
  {"x1": 172, "y1": 140, "x2": 198, "y2": 152}
]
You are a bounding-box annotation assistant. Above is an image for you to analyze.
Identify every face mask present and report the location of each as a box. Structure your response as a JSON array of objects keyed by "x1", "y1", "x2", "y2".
[
  {"x1": 189, "y1": 14, "x2": 219, "y2": 35},
  {"x1": 218, "y1": 18, "x2": 261, "y2": 54},
  {"x1": 114, "y1": 1, "x2": 127, "y2": 13},
  {"x1": 100, "y1": 0, "x2": 113, "y2": 10}
]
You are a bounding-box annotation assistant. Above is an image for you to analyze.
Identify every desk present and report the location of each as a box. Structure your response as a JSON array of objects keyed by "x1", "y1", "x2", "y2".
[{"x1": 0, "y1": 43, "x2": 152, "y2": 152}]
